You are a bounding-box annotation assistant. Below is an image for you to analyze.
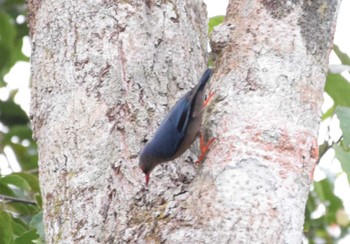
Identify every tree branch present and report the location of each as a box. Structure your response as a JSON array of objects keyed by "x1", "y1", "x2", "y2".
[
  {"x1": 317, "y1": 135, "x2": 343, "y2": 164},
  {"x1": 0, "y1": 194, "x2": 37, "y2": 205}
]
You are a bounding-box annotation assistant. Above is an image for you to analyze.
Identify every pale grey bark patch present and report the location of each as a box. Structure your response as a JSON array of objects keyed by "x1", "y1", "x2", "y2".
[
  {"x1": 206, "y1": 0, "x2": 340, "y2": 243},
  {"x1": 29, "y1": 0, "x2": 208, "y2": 242}
]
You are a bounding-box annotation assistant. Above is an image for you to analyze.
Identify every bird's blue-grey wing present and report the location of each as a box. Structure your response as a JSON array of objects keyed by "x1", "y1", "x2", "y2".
[
  {"x1": 174, "y1": 69, "x2": 212, "y2": 134},
  {"x1": 145, "y1": 69, "x2": 213, "y2": 160},
  {"x1": 147, "y1": 95, "x2": 190, "y2": 160}
]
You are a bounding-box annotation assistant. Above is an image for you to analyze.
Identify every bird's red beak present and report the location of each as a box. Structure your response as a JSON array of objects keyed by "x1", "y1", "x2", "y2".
[{"x1": 145, "y1": 174, "x2": 150, "y2": 186}]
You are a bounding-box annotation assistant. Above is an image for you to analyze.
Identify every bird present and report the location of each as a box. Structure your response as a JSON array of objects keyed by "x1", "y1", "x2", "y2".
[{"x1": 139, "y1": 69, "x2": 215, "y2": 186}]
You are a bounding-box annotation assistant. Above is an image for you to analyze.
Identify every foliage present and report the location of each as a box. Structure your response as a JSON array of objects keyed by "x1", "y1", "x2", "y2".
[
  {"x1": 303, "y1": 47, "x2": 350, "y2": 241},
  {"x1": 0, "y1": 0, "x2": 43, "y2": 243},
  {"x1": 208, "y1": 15, "x2": 225, "y2": 34}
]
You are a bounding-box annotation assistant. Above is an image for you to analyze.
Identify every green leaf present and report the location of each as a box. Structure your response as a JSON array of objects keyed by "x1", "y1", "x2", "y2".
[
  {"x1": 0, "y1": 100, "x2": 29, "y2": 127},
  {"x1": 0, "y1": 182, "x2": 16, "y2": 196},
  {"x1": 0, "y1": 10, "x2": 20, "y2": 78},
  {"x1": 9, "y1": 143, "x2": 38, "y2": 171},
  {"x1": 14, "y1": 229, "x2": 40, "y2": 244},
  {"x1": 208, "y1": 15, "x2": 225, "y2": 34},
  {"x1": 0, "y1": 175, "x2": 31, "y2": 191},
  {"x1": 0, "y1": 44, "x2": 11, "y2": 76},
  {"x1": 335, "y1": 106, "x2": 350, "y2": 147},
  {"x1": 321, "y1": 105, "x2": 335, "y2": 121},
  {"x1": 11, "y1": 217, "x2": 29, "y2": 236},
  {"x1": 2, "y1": 0, "x2": 27, "y2": 16},
  {"x1": 0, "y1": 11, "x2": 16, "y2": 48},
  {"x1": 35, "y1": 194, "x2": 42, "y2": 208},
  {"x1": 0, "y1": 77, "x2": 6, "y2": 87},
  {"x1": 7, "y1": 202, "x2": 39, "y2": 215},
  {"x1": 334, "y1": 144, "x2": 350, "y2": 183},
  {"x1": 325, "y1": 73, "x2": 350, "y2": 108},
  {"x1": 0, "y1": 210, "x2": 14, "y2": 244},
  {"x1": 313, "y1": 179, "x2": 343, "y2": 224},
  {"x1": 12, "y1": 173, "x2": 40, "y2": 194},
  {"x1": 304, "y1": 191, "x2": 316, "y2": 228},
  {"x1": 3, "y1": 125, "x2": 34, "y2": 144},
  {"x1": 30, "y1": 212, "x2": 44, "y2": 241},
  {"x1": 334, "y1": 44, "x2": 350, "y2": 66},
  {"x1": 318, "y1": 142, "x2": 329, "y2": 159}
]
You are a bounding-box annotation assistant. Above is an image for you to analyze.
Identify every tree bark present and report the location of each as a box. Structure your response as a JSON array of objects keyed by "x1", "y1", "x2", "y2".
[
  {"x1": 27, "y1": 0, "x2": 340, "y2": 243},
  {"x1": 207, "y1": 0, "x2": 340, "y2": 242}
]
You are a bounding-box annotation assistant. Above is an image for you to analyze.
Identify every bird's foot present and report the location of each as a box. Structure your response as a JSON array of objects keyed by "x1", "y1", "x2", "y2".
[
  {"x1": 195, "y1": 133, "x2": 216, "y2": 165},
  {"x1": 203, "y1": 90, "x2": 215, "y2": 107}
]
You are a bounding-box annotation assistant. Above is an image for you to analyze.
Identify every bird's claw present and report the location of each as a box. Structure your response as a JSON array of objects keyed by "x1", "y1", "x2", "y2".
[
  {"x1": 203, "y1": 90, "x2": 215, "y2": 107},
  {"x1": 195, "y1": 133, "x2": 216, "y2": 165}
]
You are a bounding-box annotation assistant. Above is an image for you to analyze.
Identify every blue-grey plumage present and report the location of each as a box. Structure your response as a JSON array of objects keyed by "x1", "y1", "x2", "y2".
[{"x1": 139, "y1": 69, "x2": 213, "y2": 185}]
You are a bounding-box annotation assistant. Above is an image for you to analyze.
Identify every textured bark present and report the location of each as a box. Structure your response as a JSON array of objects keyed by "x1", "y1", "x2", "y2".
[
  {"x1": 28, "y1": 0, "x2": 340, "y2": 243},
  {"x1": 207, "y1": 0, "x2": 340, "y2": 242}
]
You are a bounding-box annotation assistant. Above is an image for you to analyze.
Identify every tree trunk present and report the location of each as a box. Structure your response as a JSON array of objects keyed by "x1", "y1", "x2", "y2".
[{"x1": 28, "y1": 0, "x2": 340, "y2": 243}]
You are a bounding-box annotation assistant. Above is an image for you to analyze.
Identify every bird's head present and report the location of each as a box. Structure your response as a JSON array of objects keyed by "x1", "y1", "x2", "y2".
[
  {"x1": 139, "y1": 145, "x2": 160, "y2": 186},
  {"x1": 139, "y1": 163, "x2": 152, "y2": 186}
]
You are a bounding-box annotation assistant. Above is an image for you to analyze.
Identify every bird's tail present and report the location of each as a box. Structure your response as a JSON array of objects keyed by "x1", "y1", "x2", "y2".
[{"x1": 196, "y1": 68, "x2": 213, "y2": 91}]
